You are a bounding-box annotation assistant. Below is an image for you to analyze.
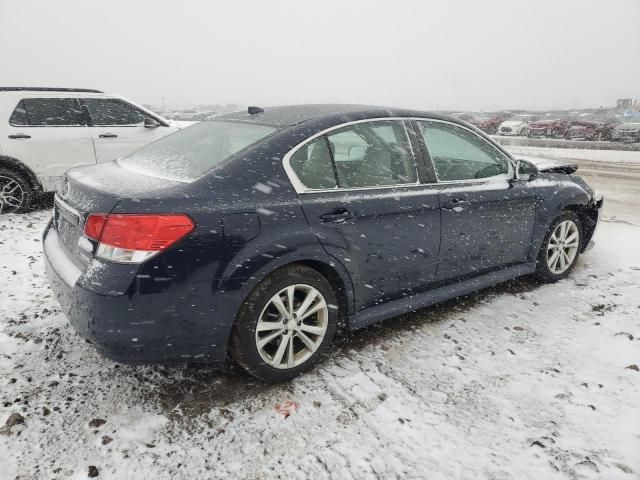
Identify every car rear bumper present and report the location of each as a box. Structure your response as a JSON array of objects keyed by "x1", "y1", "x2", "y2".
[{"x1": 43, "y1": 221, "x2": 231, "y2": 365}]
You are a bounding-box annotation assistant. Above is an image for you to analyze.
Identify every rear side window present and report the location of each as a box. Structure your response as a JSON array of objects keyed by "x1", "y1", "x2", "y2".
[
  {"x1": 9, "y1": 98, "x2": 83, "y2": 126},
  {"x1": 118, "y1": 121, "x2": 276, "y2": 182},
  {"x1": 327, "y1": 121, "x2": 417, "y2": 188},
  {"x1": 9, "y1": 101, "x2": 28, "y2": 125},
  {"x1": 84, "y1": 98, "x2": 145, "y2": 125},
  {"x1": 289, "y1": 138, "x2": 337, "y2": 189},
  {"x1": 418, "y1": 121, "x2": 510, "y2": 181}
]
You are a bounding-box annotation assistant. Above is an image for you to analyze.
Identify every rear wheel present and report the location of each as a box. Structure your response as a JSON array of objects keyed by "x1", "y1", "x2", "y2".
[
  {"x1": 0, "y1": 168, "x2": 32, "y2": 214},
  {"x1": 230, "y1": 264, "x2": 339, "y2": 382},
  {"x1": 535, "y1": 212, "x2": 582, "y2": 282}
]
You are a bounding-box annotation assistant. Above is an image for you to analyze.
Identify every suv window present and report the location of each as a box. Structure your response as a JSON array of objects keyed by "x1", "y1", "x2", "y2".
[
  {"x1": 327, "y1": 121, "x2": 417, "y2": 188},
  {"x1": 84, "y1": 98, "x2": 145, "y2": 125},
  {"x1": 9, "y1": 101, "x2": 28, "y2": 126},
  {"x1": 418, "y1": 121, "x2": 510, "y2": 181},
  {"x1": 9, "y1": 98, "x2": 83, "y2": 126},
  {"x1": 289, "y1": 137, "x2": 337, "y2": 190}
]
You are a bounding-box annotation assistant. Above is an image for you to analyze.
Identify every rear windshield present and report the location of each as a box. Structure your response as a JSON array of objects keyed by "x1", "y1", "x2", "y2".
[{"x1": 118, "y1": 121, "x2": 276, "y2": 182}]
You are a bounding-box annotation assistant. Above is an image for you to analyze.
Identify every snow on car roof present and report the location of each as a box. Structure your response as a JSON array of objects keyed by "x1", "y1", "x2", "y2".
[{"x1": 217, "y1": 104, "x2": 455, "y2": 128}]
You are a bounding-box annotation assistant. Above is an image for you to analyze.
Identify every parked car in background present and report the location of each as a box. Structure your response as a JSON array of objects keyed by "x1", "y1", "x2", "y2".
[
  {"x1": 43, "y1": 104, "x2": 602, "y2": 381},
  {"x1": 0, "y1": 87, "x2": 181, "y2": 214},
  {"x1": 527, "y1": 119, "x2": 571, "y2": 138},
  {"x1": 611, "y1": 122, "x2": 640, "y2": 143},
  {"x1": 565, "y1": 120, "x2": 602, "y2": 140},
  {"x1": 564, "y1": 119, "x2": 620, "y2": 141},
  {"x1": 498, "y1": 116, "x2": 535, "y2": 136},
  {"x1": 174, "y1": 109, "x2": 201, "y2": 120},
  {"x1": 470, "y1": 116, "x2": 504, "y2": 134}
]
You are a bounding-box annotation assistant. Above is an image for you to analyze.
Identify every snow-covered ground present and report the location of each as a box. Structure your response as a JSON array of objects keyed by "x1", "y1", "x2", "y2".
[
  {"x1": 1, "y1": 159, "x2": 640, "y2": 479},
  {"x1": 505, "y1": 146, "x2": 640, "y2": 164}
]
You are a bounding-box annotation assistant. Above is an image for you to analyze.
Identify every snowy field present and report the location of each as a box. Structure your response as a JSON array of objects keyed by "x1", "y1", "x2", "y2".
[
  {"x1": 505, "y1": 145, "x2": 640, "y2": 165},
  {"x1": 1, "y1": 154, "x2": 640, "y2": 479}
]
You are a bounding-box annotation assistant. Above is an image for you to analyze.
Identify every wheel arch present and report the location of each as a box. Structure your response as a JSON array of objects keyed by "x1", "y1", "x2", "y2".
[
  {"x1": 212, "y1": 249, "x2": 357, "y2": 354},
  {"x1": 292, "y1": 259, "x2": 351, "y2": 326},
  {"x1": 529, "y1": 185, "x2": 591, "y2": 260},
  {"x1": 563, "y1": 203, "x2": 599, "y2": 252},
  {"x1": 0, "y1": 155, "x2": 42, "y2": 191}
]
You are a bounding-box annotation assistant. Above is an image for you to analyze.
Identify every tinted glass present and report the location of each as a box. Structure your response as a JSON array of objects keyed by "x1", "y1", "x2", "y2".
[
  {"x1": 9, "y1": 100, "x2": 28, "y2": 126},
  {"x1": 327, "y1": 121, "x2": 416, "y2": 188},
  {"x1": 84, "y1": 98, "x2": 145, "y2": 125},
  {"x1": 13, "y1": 98, "x2": 83, "y2": 126},
  {"x1": 118, "y1": 121, "x2": 276, "y2": 182},
  {"x1": 289, "y1": 137, "x2": 337, "y2": 189},
  {"x1": 419, "y1": 121, "x2": 509, "y2": 181}
]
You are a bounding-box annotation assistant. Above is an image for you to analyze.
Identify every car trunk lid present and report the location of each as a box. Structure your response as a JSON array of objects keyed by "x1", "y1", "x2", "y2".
[{"x1": 52, "y1": 161, "x2": 185, "y2": 266}]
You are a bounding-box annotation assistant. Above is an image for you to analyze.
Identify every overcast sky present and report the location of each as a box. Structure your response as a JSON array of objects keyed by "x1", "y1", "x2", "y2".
[{"x1": 1, "y1": 0, "x2": 638, "y2": 111}]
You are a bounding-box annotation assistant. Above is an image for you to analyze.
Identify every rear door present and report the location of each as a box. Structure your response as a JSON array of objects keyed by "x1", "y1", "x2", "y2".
[
  {"x1": 415, "y1": 119, "x2": 538, "y2": 279},
  {"x1": 82, "y1": 97, "x2": 177, "y2": 162},
  {"x1": 4, "y1": 96, "x2": 95, "y2": 190},
  {"x1": 289, "y1": 119, "x2": 441, "y2": 312}
]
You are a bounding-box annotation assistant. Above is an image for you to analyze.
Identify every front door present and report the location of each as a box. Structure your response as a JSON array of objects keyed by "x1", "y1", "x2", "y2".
[
  {"x1": 82, "y1": 97, "x2": 176, "y2": 163},
  {"x1": 289, "y1": 119, "x2": 441, "y2": 311},
  {"x1": 4, "y1": 96, "x2": 95, "y2": 190},
  {"x1": 415, "y1": 119, "x2": 538, "y2": 279}
]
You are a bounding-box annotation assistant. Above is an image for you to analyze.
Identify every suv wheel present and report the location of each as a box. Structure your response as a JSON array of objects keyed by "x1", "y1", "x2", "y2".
[
  {"x1": 230, "y1": 264, "x2": 339, "y2": 382},
  {"x1": 0, "y1": 168, "x2": 32, "y2": 214},
  {"x1": 535, "y1": 212, "x2": 582, "y2": 282}
]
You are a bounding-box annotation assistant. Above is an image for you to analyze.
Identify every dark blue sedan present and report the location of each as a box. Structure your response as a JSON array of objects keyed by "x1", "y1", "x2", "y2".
[{"x1": 43, "y1": 105, "x2": 603, "y2": 381}]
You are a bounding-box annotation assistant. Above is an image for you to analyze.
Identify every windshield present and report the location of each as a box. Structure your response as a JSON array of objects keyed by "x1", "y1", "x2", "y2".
[{"x1": 118, "y1": 120, "x2": 276, "y2": 182}]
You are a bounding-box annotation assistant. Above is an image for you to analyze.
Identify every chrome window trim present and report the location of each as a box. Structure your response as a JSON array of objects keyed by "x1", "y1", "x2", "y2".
[
  {"x1": 283, "y1": 117, "x2": 514, "y2": 194},
  {"x1": 283, "y1": 118, "x2": 422, "y2": 194},
  {"x1": 414, "y1": 118, "x2": 514, "y2": 184}
]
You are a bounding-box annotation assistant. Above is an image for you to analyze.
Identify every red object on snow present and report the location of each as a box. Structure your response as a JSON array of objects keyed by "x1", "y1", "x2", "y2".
[{"x1": 274, "y1": 400, "x2": 300, "y2": 418}]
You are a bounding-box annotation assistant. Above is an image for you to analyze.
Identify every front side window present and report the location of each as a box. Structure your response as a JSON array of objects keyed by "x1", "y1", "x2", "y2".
[
  {"x1": 84, "y1": 98, "x2": 145, "y2": 125},
  {"x1": 418, "y1": 121, "x2": 510, "y2": 181},
  {"x1": 327, "y1": 121, "x2": 417, "y2": 188},
  {"x1": 9, "y1": 98, "x2": 83, "y2": 126},
  {"x1": 118, "y1": 121, "x2": 276, "y2": 182},
  {"x1": 289, "y1": 137, "x2": 337, "y2": 189}
]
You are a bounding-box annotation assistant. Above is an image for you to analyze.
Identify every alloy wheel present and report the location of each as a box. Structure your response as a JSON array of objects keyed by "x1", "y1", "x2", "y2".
[
  {"x1": 255, "y1": 284, "x2": 328, "y2": 369},
  {"x1": 0, "y1": 175, "x2": 24, "y2": 214},
  {"x1": 547, "y1": 220, "x2": 580, "y2": 274}
]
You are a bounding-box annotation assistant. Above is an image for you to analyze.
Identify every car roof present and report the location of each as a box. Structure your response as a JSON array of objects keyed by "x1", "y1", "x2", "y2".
[
  {"x1": 218, "y1": 104, "x2": 458, "y2": 128},
  {"x1": 0, "y1": 87, "x2": 103, "y2": 93}
]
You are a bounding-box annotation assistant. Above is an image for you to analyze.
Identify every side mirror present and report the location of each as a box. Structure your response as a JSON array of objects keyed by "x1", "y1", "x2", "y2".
[
  {"x1": 515, "y1": 159, "x2": 538, "y2": 181},
  {"x1": 144, "y1": 117, "x2": 160, "y2": 128}
]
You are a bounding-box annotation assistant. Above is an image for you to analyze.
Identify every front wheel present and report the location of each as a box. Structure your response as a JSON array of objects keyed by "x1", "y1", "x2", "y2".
[
  {"x1": 230, "y1": 265, "x2": 339, "y2": 382},
  {"x1": 535, "y1": 212, "x2": 582, "y2": 282},
  {"x1": 0, "y1": 168, "x2": 33, "y2": 214}
]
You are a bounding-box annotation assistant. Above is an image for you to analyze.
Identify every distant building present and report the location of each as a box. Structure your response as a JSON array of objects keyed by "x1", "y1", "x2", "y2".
[{"x1": 617, "y1": 98, "x2": 633, "y2": 109}]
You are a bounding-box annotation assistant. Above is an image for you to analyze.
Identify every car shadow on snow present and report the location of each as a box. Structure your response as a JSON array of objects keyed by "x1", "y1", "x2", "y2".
[{"x1": 129, "y1": 275, "x2": 540, "y2": 418}]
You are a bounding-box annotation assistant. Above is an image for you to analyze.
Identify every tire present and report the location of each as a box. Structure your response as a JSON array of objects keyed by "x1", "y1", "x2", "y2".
[
  {"x1": 0, "y1": 168, "x2": 33, "y2": 214},
  {"x1": 230, "y1": 264, "x2": 339, "y2": 382},
  {"x1": 535, "y1": 211, "x2": 583, "y2": 283}
]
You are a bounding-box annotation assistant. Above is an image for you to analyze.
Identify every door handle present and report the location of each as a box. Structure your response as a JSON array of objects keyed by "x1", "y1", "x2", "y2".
[
  {"x1": 99, "y1": 133, "x2": 118, "y2": 138},
  {"x1": 8, "y1": 134, "x2": 31, "y2": 139},
  {"x1": 442, "y1": 198, "x2": 469, "y2": 210},
  {"x1": 320, "y1": 208, "x2": 354, "y2": 223}
]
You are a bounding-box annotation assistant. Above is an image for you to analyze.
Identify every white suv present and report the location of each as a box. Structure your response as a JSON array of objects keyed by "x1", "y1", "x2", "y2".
[{"x1": 0, "y1": 87, "x2": 181, "y2": 213}]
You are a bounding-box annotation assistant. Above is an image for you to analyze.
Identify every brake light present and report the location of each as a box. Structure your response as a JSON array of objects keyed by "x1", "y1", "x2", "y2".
[
  {"x1": 83, "y1": 214, "x2": 195, "y2": 263},
  {"x1": 84, "y1": 214, "x2": 108, "y2": 241}
]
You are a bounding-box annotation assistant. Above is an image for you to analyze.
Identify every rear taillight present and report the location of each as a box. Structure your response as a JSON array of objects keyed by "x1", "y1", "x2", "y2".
[{"x1": 83, "y1": 214, "x2": 195, "y2": 263}]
